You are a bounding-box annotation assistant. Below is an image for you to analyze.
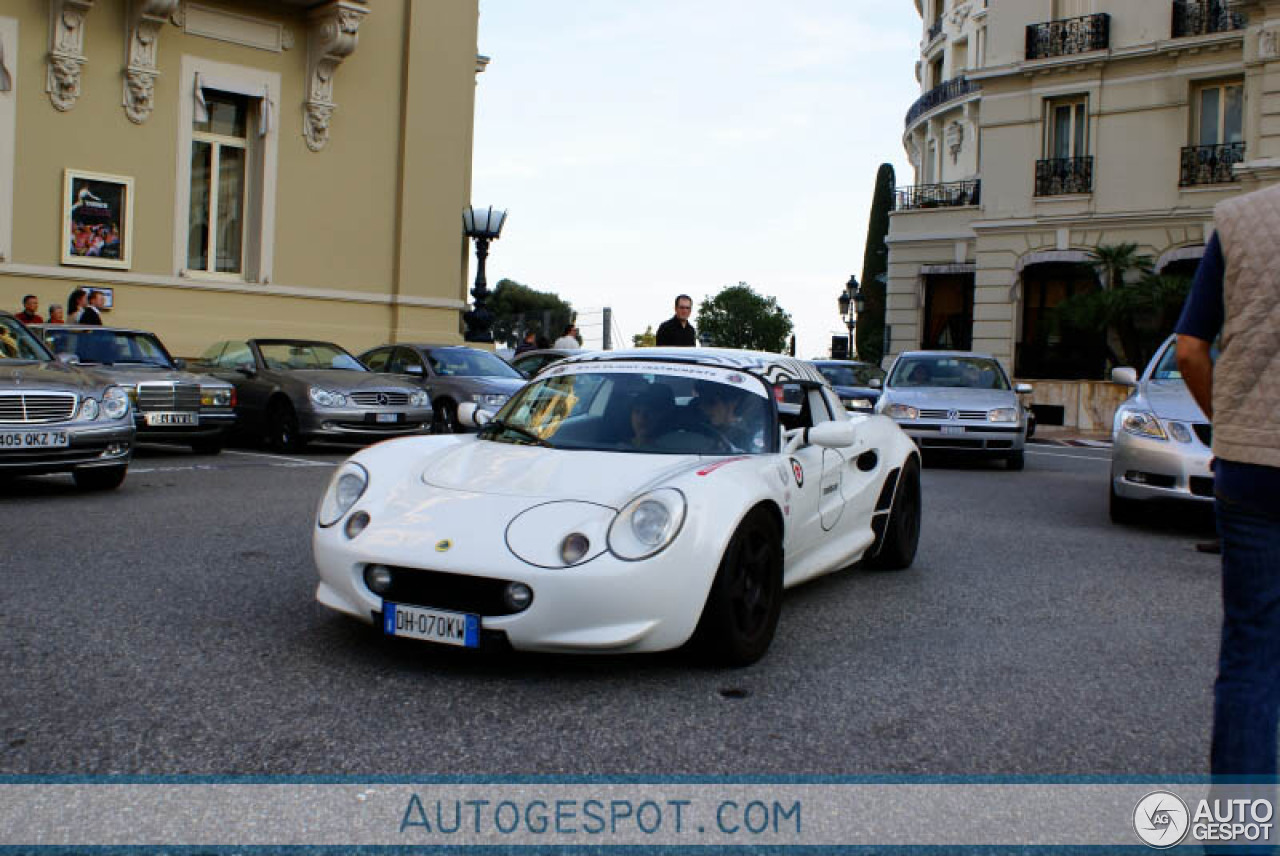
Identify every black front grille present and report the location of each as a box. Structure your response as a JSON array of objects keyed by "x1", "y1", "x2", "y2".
[
  {"x1": 1193, "y1": 423, "x2": 1212, "y2": 447},
  {"x1": 1190, "y1": 476, "x2": 1215, "y2": 498},
  {"x1": 375, "y1": 566, "x2": 526, "y2": 616}
]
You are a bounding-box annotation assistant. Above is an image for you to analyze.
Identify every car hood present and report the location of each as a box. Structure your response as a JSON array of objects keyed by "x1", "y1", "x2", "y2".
[
  {"x1": 288, "y1": 370, "x2": 415, "y2": 391},
  {"x1": 1140, "y1": 380, "x2": 1207, "y2": 422},
  {"x1": 87, "y1": 366, "x2": 231, "y2": 388},
  {"x1": 422, "y1": 440, "x2": 702, "y2": 505},
  {"x1": 0, "y1": 359, "x2": 107, "y2": 393},
  {"x1": 883, "y1": 387, "x2": 1015, "y2": 408}
]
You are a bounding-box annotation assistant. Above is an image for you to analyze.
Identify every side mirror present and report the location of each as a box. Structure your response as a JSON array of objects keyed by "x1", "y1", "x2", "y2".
[
  {"x1": 1111, "y1": 368, "x2": 1138, "y2": 386},
  {"x1": 1015, "y1": 383, "x2": 1033, "y2": 395},
  {"x1": 172, "y1": 357, "x2": 187, "y2": 370},
  {"x1": 57, "y1": 353, "x2": 81, "y2": 366},
  {"x1": 236, "y1": 362, "x2": 257, "y2": 377},
  {"x1": 456, "y1": 402, "x2": 493, "y2": 429},
  {"x1": 808, "y1": 421, "x2": 857, "y2": 449},
  {"x1": 868, "y1": 378, "x2": 882, "y2": 389}
]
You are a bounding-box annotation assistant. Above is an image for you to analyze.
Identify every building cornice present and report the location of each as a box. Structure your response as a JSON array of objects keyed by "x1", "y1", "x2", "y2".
[
  {"x1": 968, "y1": 30, "x2": 1244, "y2": 83},
  {"x1": 970, "y1": 208, "x2": 1219, "y2": 232}
]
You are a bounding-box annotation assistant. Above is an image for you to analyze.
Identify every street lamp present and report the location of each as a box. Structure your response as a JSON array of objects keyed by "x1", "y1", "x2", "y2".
[
  {"x1": 461, "y1": 205, "x2": 508, "y2": 343},
  {"x1": 837, "y1": 275, "x2": 864, "y2": 358}
]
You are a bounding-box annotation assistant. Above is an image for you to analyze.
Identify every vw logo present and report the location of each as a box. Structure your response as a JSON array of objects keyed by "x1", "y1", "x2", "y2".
[
  {"x1": 948, "y1": 409, "x2": 959, "y2": 421},
  {"x1": 376, "y1": 393, "x2": 389, "y2": 406}
]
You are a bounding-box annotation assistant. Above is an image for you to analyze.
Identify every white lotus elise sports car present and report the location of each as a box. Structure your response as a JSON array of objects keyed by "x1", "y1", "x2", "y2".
[{"x1": 313, "y1": 348, "x2": 922, "y2": 665}]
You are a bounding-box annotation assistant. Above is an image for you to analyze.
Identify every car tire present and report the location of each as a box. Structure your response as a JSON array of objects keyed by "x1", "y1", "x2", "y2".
[
  {"x1": 1109, "y1": 483, "x2": 1143, "y2": 525},
  {"x1": 72, "y1": 466, "x2": 127, "y2": 491},
  {"x1": 433, "y1": 400, "x2": 459, "y2": 434},
  {"x1": 267, "y1": 401, "x2": 304, "y2": 453},
  {"x1": 1006, "y1": 450, "x2": 1025, "y2": 471},
  {"x1": 691, "y1": 506, "x2": 784, "y2": 667},
  {"x1": 190, "y1": 440, "x2": 223, "y2": 456},
  {"x1": 868, "y1": 457, "x2": 921, "y2": 571}
]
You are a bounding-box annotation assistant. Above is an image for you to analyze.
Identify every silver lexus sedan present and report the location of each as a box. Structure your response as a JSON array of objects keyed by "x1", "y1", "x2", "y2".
[
  {"x1": 876, "y1": 351, "x2": 1032, "y2": 470},
  {"x1": 1108, "y1": 335, "x2": 1213, "y2": 524}
]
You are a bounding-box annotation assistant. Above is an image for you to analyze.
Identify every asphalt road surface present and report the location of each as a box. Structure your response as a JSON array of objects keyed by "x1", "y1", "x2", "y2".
[{"x1": 0, "y1": 440, "x2": 1219, "y2": 776}]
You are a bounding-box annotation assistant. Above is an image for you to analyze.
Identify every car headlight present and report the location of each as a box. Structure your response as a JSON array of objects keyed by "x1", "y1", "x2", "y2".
[
  {"x1": 201, "y1": 386, "x2": 234, "y2": 407},
  {"x1": 101, "y1": 386, "x2": 130, "y2": 420},
  {"x1": 1167, "y1": 421, "x2": 1193, "y2": 444},
  {"x1": 409, "y1": 390, "x2": 430, "y2": 407},
  {"x1": 318, "y1": 461, "x2": 369, "y2": 528},
  {"x1": 607, "y1": 488, "x2": 687, "y2": 561},
  {"x1": 1120, "y1": 410, "x2": 1167, "y2": 441},
  {"x1": 988, "y1": 407, "x2": 1020, "y2": 423},
  {"x1": 309, "y1": 386, "x2": 348, "y2": 408},
  {"x1": 843, "y1": 398, "x2": 874, "y2": 410},
  {"x1": 884, "y1": 403, "x2": 920, "y2": 421},
  {"x1": 78, "y1": 397, "x2": 99, "y2": 421},
  {"x1": 471, "y1": 393, "x2": 510, "y2": 408}
]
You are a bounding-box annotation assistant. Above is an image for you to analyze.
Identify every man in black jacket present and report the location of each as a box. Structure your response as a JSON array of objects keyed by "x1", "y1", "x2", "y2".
[
  {"x1": 78, "y1": 289, "x2": 105, "y2": 325},
  {"x1": 655, "y1": 294, "x2": 696, "y2": 347}
]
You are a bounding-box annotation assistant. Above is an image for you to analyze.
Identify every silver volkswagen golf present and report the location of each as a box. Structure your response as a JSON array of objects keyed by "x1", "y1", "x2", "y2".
[{"x1": 875, "y1": 351, "x2": 1032, "y2": 470}]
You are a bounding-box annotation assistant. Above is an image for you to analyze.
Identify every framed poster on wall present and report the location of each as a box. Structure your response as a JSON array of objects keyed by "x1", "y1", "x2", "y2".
[{"x1": 61, "y1": 169, "x2": 133, "y2": 270}]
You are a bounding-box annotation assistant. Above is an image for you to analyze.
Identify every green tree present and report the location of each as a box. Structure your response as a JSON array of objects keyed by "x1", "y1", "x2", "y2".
[
  {"x1": 696, "y1": 282, "x2": 793, "y2": 352},
  {"x1": 488, "y1": 279, "x2": 574, "y2": 347},
  {"x1": 856, "y1": 163, "x2": 895, "y2": 365},
  {"x1": 632, "y1": 325, "x2": 657, "y2": 348}
]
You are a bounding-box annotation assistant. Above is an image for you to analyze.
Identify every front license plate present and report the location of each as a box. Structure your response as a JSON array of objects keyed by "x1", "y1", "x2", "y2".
[
  {"x1": 383, "y1": 603, "x2": 480, "y2": 648},
  {"x1": 0, "y1": 431, "x2": 70, "y2": 449},
  {"x1": 941, "y1": 425, "x2": 965, "y2": 436},
  {"x1": 375, "y1": 413, "x2": 401, "y2": 424},
  {"x1": 145, "y1": 411, "x2": 198, "y2": 426}
]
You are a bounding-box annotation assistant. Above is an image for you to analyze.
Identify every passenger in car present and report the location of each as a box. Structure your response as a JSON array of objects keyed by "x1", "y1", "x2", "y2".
[{"x1": 627, "y1": 385, "x2": 676, "y2": 449}]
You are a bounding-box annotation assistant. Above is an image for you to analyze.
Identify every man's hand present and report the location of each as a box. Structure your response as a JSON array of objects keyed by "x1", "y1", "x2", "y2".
[{"x1": 1176, "y1": 334, "x2": 1214, "y2": 421}]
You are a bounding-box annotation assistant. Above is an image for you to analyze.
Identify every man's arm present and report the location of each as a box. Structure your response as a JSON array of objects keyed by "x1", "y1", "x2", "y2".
[{"x1": 1177, "y1": 334, "x2": 1214, "y2": 421}]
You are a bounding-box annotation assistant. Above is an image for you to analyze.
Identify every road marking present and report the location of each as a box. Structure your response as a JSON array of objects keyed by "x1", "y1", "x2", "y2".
[
  {"x1": 223, "y1": 449, "x2": 334, "y2": 467},
  {"x1": 1027, "y1": 449, "x2": 1111, "y2": 462}
]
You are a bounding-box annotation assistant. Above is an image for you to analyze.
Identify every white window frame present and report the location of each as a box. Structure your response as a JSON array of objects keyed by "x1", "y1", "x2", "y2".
[
  {"x1": 1193, "y1": 78, "x2": 1245, "y2": 147},
  {"x1": 1044, "y1": 95, "x2": 1089, "y2": 160},
  {"x1": 0, "y1": 17, "x2": 17, "y2": 264},
  {"x1": 173, "y1": 56, "x2": 279, "y2": 283},
  {"x1": 190, "y1": 93, "x2": 250, "y2": 277}
]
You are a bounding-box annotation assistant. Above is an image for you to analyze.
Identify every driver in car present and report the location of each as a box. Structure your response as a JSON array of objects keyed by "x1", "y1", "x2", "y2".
[{"x1": 683, "y1": 380, "x2": 759, "y2": 452}]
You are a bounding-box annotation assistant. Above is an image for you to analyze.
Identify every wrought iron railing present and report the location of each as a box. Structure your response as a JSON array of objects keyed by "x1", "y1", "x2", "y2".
[
  {"x1": 1026, "y1": 13, "x2": 1110, "y2": 60},
  {"x1": 905, "y1": 76, "x2": 980, "y2": 127},
  {"x1": 894, "y1": 180, "x2": 982, "y2": 211},
  {"x1": 1180, "y1": 143, "x2": 1245, "y2": 186},
  {"x1": 927, "y1": 17, "x2": 944, "y2": 42},
  {"x1": 1035, "y1": 157, "x2": 1094, "y2": 196},
  {"x1": 1172, "y1": 0, "x2": 1246, "y2": 37}
]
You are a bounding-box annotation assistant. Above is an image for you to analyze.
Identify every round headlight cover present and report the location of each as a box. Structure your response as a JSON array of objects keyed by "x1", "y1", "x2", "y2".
[
  {"x1": 318, "y1": 461, "x2": 369, "y2": 527},
  {"x1": 608, "y1": 488, "x2": 687, "y2": 561},
  {"x1": 101, "y1": 386, "x2": 130, "y2": 420},
  {"x1": 78, "y1": 397, "x2": 100, "y2": 421}
]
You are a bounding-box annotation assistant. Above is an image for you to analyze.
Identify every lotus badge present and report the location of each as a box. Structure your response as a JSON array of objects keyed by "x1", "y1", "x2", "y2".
[{"x1": 435, "y1": 539, "x2": 452, "y2": 552}]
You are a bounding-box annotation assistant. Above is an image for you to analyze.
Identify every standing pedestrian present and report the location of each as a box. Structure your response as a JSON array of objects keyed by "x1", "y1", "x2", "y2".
[
  {"x1": 655, "y1": 294, "x2": 697, "y2": 347},
  {"x1": 66, "y1": 288, "x2": 88, "y2": 322},
  {"x1": 46, "y1": 304, "x2": 65, "y2": 324},
  {"x1": 78, "y1": 289, "x2": 105, "y2": 325},
  {"x1": 1175, "y1": 182, "x2": 1280, "y2": 794},
  {"x1": 514, "y1": 330, "x2": 538, "y2": 356},
  {"x1": 552, "y1": 324, "x2": 580, "y2": 350},
  {"x1": 15, "y1": 295, "x2": 43, "y2": 324}
]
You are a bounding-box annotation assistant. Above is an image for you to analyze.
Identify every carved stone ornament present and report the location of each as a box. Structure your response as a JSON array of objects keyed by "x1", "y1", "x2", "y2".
[
  {"x1": 906, "y1": 136, "x2": 921, "y2": 169},
  {"x1": 1261, "y1": 27, "x2": 1280, "y2": 62},
  {"x1": 950, "y1": 1, "x2": 972, "y2": 28},
  {"x1": 304, "y1": 0, "x2": 369, "y2": 152},
  {"x1": 124, "y1": 0, "x2": 180, "y2": 124},
  {"x1": 946, "y1": 120, "x2": 965, "y2": 163},
  {"x1": 47, "y1": 0, "x2": 96, "y2": 111}
]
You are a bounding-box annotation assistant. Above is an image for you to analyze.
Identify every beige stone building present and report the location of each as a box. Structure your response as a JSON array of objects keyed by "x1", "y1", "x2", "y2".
[
  {"x1": 886, "y1": 0, "x2": 1280, "y2": 429},
  {"x1": 0, "y1": 0, "x2": 482, "y2": 357}
]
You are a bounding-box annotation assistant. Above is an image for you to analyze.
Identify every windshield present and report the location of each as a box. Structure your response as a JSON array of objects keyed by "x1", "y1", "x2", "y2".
[
  {"x1": 482, "y1": 364, "x2": 774, "y2": 455},
  {"x1": 41, "y1": 328, "x2": 174, "y2": 367},
  {"x1": 0, "y1": 317, "x2": 53, "y2": 362},
  {"x1": 258, "y1": 342, "x2": 366, "y2": 372},
  {"x1": 427, "y1": 348, "x2": 522, "y2": 378},
  {"x1": 888, "y1": 356, "x2": 1010, "y2": 390},
  {"x1": 817, "y1": 363, "x2": 885, "y2": 387},
  {"x1": 1151, "y1": 339, "x2": 1219, "y2": 380}
]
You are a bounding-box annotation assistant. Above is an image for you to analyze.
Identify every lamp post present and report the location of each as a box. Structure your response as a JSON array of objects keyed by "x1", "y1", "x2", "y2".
[
  {"x1": 837, "y1": 275, "x2": 864, "y2": 359},
  {"x1": 461, "y1": 205, "x2": 508, "y2": 343}
]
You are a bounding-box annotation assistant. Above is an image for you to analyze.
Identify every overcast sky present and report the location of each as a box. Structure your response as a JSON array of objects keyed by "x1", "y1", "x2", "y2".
[{"x1": 471, "y1": 0, "x2": 920, "y2": 357}]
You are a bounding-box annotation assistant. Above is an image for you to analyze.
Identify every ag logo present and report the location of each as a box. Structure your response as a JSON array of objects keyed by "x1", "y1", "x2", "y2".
[
  {"x1": 1134, "y1": 791, "x2": 1189, "y2": 848},
  {"x1": 790, "y1": 458, "x2": 804, "y2": 487},
  {"x1": 434, "y1": 539, "x2": 452, "y2": 553}
]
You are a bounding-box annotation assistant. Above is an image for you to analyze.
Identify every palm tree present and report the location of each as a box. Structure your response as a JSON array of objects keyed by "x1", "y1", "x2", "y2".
[{"x1": 1088, "y1": 243, "x2": 1153, "y2": 290}]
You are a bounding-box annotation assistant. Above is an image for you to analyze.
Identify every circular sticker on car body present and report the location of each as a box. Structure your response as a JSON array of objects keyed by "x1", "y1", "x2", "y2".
[{"x1": 790, "y1": 458, "x2": 804, "y2": 487}]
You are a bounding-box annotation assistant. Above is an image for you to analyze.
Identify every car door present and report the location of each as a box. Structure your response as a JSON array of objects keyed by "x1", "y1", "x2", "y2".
[
  {"x1": 218, "y1": 341, "x2": 270, "y2": 430},
  {"x1": 781, "y1": 384, "x2": 847, "y2": 564}
]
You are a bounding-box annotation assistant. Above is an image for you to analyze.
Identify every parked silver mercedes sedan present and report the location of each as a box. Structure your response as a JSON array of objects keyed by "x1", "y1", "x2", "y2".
[
  {"x1": 0, "y1": 312, "x2": 134, "y2": 490},
  {"x1": 32, "y1": 324, "x2": 237, "y2": 455},
  {"x1": 875, "y1": 351, "x2": 1032, "y2": 470},
  {"x1": 1108, "y1": 335, "x2": 1213, "y2": 524}
]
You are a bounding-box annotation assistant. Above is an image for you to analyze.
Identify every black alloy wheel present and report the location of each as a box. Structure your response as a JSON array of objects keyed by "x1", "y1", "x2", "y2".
[
  {"x1": 692, "y1": 507, "x2": 784, "y2": 666},
  {"x1": 868, "y1": 456, "x2": 921, "y2": 570},
  {"x1": 267, "y1": 401, "x2": 303, "y2": 453},
  {"x1": 433, "y1": 400, "x2": 459, "y2": 434}
]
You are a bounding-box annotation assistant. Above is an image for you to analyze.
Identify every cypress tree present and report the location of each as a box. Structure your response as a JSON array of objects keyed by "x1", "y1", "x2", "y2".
[{"x1": 856, "y1": 163, "x2": 895, "y2": 365}]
